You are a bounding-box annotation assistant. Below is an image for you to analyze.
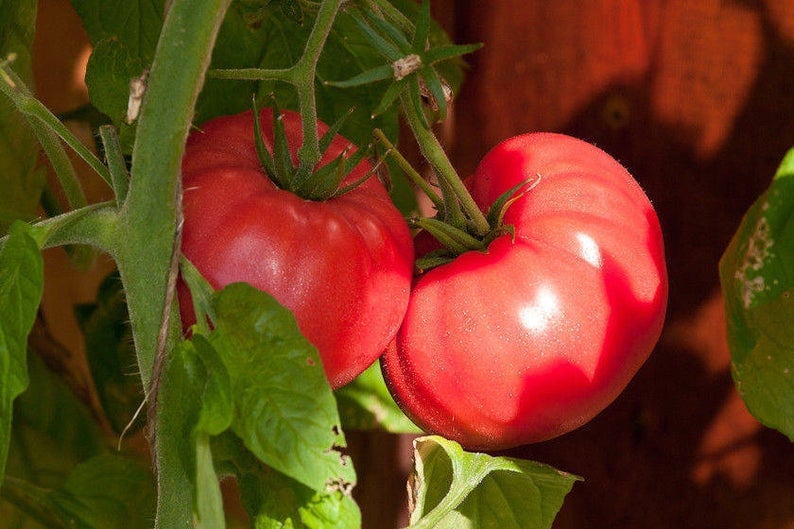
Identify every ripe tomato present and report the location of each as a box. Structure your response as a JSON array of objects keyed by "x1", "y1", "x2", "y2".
[
  {"x1": 382, "y1": 132, "x2": 668, "y2": 449},
  {"x1": 179, "y1": 108, "x2": 414, "y2": 389}
]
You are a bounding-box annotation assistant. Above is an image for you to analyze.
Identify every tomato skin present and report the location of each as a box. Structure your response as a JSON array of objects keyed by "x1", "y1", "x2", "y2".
[
  {"x1": 179, "y1": 109, "x2": 414, "y2": 389},
  {"x1": 382, "y1": 133, "x2": 668, "y2": 449}
]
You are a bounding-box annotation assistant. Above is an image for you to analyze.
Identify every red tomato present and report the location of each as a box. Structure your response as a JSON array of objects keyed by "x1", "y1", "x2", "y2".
[
  {"x1": 382, "y1": 132, "x2": 668, "y2": 449},
  {"x1": 179, "y1": 108, "x2": 414, "y2": 389}
]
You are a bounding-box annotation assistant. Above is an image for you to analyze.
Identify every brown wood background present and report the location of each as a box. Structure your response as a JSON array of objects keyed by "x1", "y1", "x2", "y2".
[{"x1": 33, "y1": 1, "x2": 794, "y2": 528}]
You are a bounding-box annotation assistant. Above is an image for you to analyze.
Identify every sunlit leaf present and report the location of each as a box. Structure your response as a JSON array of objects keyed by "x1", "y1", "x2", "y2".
[
  {"x1": 407, "y1": 436, "x2": 580, "y2": 529},
  {"x1": 719, "y1": 148, "x2": 794, "y2": 440}
]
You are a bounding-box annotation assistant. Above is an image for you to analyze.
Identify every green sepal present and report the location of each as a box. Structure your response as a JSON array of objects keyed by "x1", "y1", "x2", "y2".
[
  {"x1": 413, "y1": 217, "x2": 485, "y2": 254},
  {"x1": 372, "y1": 79, "x2": 406, "y2": 117},
  {"x1": 411, "y1": 0, "x2": 432, "y2": 50},
  {"x1": 252, "y1": 98, "x2": 280, "y2": 187},
  {"x1": 348, "y1": 9, "x2": 403, "y2": 61},
  {"x1": 485, "y1": 177, "x2": 538, "y2": 228},
  {"x1": 421, "y1": 66, "x2": 449, "y2": 120},
  {"x1": 414, "y1": 248, "x2": 457, "y2": 273}
]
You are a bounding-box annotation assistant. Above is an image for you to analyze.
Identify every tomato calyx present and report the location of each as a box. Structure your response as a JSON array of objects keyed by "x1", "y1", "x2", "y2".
[
  {"x1": 413, "y1": 177, "x2": 539, "y2": 272},
  {"x1": 252, "y1": 100, "x2": 377, "y2": 201}
]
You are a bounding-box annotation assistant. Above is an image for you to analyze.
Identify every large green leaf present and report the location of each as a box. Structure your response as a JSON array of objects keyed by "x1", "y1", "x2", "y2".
[
  {"x1": 71, "y1": 0, "x2": 165, "y2": 150},
  {"x1": 207, "y1": 282, "x2": 355, "y2": 493},
  {"x1": 0, "y1": 0, "x2": 45, "y2": 233},
  {"x1": 213, "y1": 432, "x2": 361, "y2": 529},
  {"x1": 2, "y1": 454, "x2": 155, "y2": 529},
  {"x1": 407, "y1": 436, "x2": 580, "y2": 529},
  {"x1": 157, "y1": 335, "x2": 233, "y2": 528},
  {"x1": 719, "y1": 148, "x2": 794, "y2": 441},
  {"x1": 1, "y1": 352, "x2": 110, "y2": 527},
  {"x1": 0, "y1": 222, "x2": 44, "y2": 483}
]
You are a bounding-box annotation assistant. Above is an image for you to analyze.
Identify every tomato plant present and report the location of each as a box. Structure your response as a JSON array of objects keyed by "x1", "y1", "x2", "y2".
[
  {"x1": 178, "y1": 108, "x2": 414, "y2": 389},
  {"x1": 383, "y1": 132, "x2": 668, "y2": 449},
  {"x1": 10, "y1": 1, "x2": 792, "y2": 528}
]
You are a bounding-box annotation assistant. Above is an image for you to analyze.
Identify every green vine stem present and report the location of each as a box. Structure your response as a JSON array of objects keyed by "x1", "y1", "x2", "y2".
[
  {"x1": 209, "y1": 0, "x2": 344, "y2": 171},
  {"x1": 0, "y1": 58, "x2": 113, "y2": 192},
  {"x1": 102, "y1": 0, "x2": 231, "y2": 526},
  {"x1": 116, "y1": 0, "x2": 231, "y2": 391},
  {"x1": 399, "y1": 89, "x2": 490, "y2": 236},
  {"x1": 98, "y1": 125, "x2": 130, "y2": 206},
  {"x1": 0, "y1": 61, "x2": 90, "y2": 211}
]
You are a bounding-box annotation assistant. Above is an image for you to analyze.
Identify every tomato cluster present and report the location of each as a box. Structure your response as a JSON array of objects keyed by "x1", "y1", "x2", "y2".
[{"x1": 180, "y1": 110, "x2": 667, "y2": 449}]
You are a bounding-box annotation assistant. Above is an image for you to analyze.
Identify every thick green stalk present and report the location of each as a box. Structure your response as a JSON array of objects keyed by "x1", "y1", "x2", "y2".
[
  {"x1": 107, "y1": 1, "x2": 230, "y2": 527},
  {"x1": 373, "y1": 128, "x2": 444, "y2": 211},
  {"x1": 116, "y1": 0, "x2": 230, "y2": 390}
]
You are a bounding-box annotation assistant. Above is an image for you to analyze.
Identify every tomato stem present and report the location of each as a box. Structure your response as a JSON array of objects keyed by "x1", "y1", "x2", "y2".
[
  {"x1": 373, "y1": 128, "x2": 444, "y2": 212},
  {"x1": 399, "y1": 91, "x2": 490, "y2": 236},
  {"x1": 208, "y1": 0, "x2": 345, "y2": 173}
]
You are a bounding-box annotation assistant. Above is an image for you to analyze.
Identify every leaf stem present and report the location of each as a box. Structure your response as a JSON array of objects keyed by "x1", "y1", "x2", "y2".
[
  {"x1": 0, "y1": 59, "x2": 113, "y2": 191},
  {"x1": 98, "y1": 125, "x2": 130, "y2": 206}
]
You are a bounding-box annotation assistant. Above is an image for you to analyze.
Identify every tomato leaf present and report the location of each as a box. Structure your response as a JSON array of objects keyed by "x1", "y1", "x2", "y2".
[
  {"x1": 74, "y1": 271, "x2": 143, "y2": 435},
  {"x1": 156, "y1": 336, "x2": 233, "y2": 527},
  {"x1": 407, "y1": 436, "x2": 580, "y2": 529},
  {"x1": 5, "y1": 350, "x2": 105, "y2": 483},
  {"x1": 335, "y1": 362, "x2": 423, "y2": 433},
  {"x1": 213, "y1": 432, "x2": 361, "y2": 529},
  {"x1": 0, "y1": 0, "x2": 46, "y2": 233},
  {"x1": 72, "y1": 0, "x2": 164, "y2": 151},
  {"x1": 2, "y1": 454, "x2": 155, "y2": 529},
  {"x1": 0, "y1": 221, "x2": 44, "y2": 483},
  {"x1": 2, "y1": 352, "x2": 109, "y2": 525},
  {"x1": 206, "y1": 282, "x2": 355, "y2": 493},
  {"x1": 719, "y1": 148, "x2": 794, "y2": 441},
  {"x1": 83, "y1": 38, "x2": 145, "y2": 151}
]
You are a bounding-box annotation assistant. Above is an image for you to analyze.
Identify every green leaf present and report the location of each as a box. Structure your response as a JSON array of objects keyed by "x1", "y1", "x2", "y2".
[
  {"x1": 83, "y1": 38, "x2": 144, "y2": 152},
  {"x1": 206, "y1": 282, "x2": 355, "y2": 493},
  {"x1": 0, "y1": 0, "x2": 46, "y2": 233},
  {"x1": 719, "y1": 148, "x2": 794, "y2": 440},
  {"x1": 407, "y1": 436, "x2": 580, "y2": 529},
  {"x1": 71, "y1": 0, "x2": 164, "y2": 58},
  {"x1": 0, "y1": 221, "x2": 44, "y2": 482},
  {"x1": 213, "y1": 432, "x2": 361, "y2": 529},
  {"x1": 157, "y1": 336, "x2": 233, "y2": 528},
  {"x1": 73, "y1": 0, "x2": 165, "y2": 152},
  {"x1": 2, "y1": 454, "x2": 155, "y2": 529},
  {"x1": 51, "y1": 455, "x2": 155, "y2": 529},
  {"x1": 335, "y1": 362, "x2": 422, "y2": 433},
  {"x1": 74, "y1": 271, "x2": 143, "y2": 435},
  {"x1": 1, "y1": 352, "x2": 107, "y2": 527}
]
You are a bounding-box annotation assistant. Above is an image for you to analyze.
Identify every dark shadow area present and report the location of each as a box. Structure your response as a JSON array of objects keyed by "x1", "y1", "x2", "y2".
[{"x1": 448, "y1": 1, "x2": 794, "y2": 527}]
